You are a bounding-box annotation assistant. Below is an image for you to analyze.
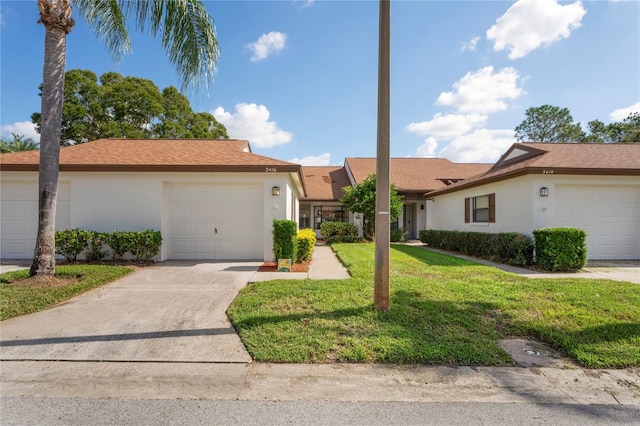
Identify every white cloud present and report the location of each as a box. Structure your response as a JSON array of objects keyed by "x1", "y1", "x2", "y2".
[
  {"x1": 246, "y1": 31, "x2": 287, "y2": 62},
  {"x1": 407, "y1": 113, "x2": 487, "y2": 139},
  {"x1": 1, "y1": 121, "x2": 40, "y2": 142},
  {"x1": 436, "y1": 66, "x2": 524, "y2": 114},
  {"x1": 610, "y1": 102, "x2": 640, "y2": 121},
  {"x1": 212, "y1": 103, "x2": 293, "y2": 148},
  {"x1": 415, "y1": 137, "x2": 438, "y2": 158},
  {"x1": 487, "y1": 0, "x2": 586, "y2": 60},
  {"x1": 288, "y1": 153, "x2": 331, "y2": 166},
  {"x1": 439, "y1": 129, "x2": 516, "y2": 163},
  {"x1": 461, "y1": 36, "x2": 480, "y2": 52},
  {"x1": 293, "y1": 0, "x2": 314, "y2": 8}
]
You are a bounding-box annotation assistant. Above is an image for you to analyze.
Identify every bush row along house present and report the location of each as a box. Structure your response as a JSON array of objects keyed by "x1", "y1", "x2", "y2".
[{"x1": 1, "y1": 139, "x2": 638, "y2": 261}]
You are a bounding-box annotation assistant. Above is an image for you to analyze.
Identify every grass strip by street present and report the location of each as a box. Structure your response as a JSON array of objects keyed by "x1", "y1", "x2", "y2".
[
  {"x1": 1, "y1": 265, "x2": 132, "y2": 320},
  {"x1": 228, "y1": 243, "x2": 640, "y2": 368}
]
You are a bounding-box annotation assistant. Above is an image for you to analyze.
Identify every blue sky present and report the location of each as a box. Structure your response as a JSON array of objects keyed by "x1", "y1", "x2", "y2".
[{"x1": 1, "y1": 0, "x2": 639, "y2": 165}]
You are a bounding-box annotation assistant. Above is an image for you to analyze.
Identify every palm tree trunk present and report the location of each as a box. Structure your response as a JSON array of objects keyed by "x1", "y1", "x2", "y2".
[{"x1": 30, "y1": 0, "x2": 73, "y2": 276}]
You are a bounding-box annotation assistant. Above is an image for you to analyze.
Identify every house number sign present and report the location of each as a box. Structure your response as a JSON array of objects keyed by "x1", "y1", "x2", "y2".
[
  {"x1": 542, "y1": 169, "x2": 554, "y2": 174},
  {"x1": 265, "y1": 168, "x2": 277, "y2": 172}
]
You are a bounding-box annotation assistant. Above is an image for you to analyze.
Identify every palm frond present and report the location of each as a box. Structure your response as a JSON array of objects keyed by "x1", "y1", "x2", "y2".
[
  {"x1": 129, "y1": 0, "x2": 219, "y2": 93},
  {"x1": 74, "y1": 0, "x2": 218, "y2": 94},
  {"x1": 73, "y1": 0, "x2": 130, "y2": 62}
]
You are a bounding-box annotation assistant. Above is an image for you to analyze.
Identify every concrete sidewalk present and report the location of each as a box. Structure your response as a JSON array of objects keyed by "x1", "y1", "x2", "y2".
[
  {"x1": 2, "y1": 361, "x2": 639, "y2": 405},
  {"x1": 249, "y1": 244, "x2": 350, "y2": 282},
  {"x1": 406, "y1": 243, "x2": 640, "y2": 284}
]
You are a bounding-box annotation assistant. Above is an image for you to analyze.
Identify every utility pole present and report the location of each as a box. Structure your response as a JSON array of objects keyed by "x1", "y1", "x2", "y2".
[{"x1": 374, "y1": 0, "x2": 390, "y2": 312}]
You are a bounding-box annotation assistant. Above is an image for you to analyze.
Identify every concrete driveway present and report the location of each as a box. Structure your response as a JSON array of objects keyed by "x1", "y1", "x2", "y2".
[{"x1": 0, "y1": 261, "x2": 261, "y2": 363}]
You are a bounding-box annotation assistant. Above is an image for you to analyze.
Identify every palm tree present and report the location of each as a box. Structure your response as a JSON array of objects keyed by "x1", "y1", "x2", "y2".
[
  {"x1": 31, "y1": 0, "x2": 219, "y2": 276},
  {"x1": 0, "y1": 134, "x2": 39, "y2": 153}
]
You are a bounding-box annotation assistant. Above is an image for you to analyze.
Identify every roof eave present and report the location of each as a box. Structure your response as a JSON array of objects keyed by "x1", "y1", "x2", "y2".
[{"x1": 426, "y1": 167, "x2": 640, "y2": 198}]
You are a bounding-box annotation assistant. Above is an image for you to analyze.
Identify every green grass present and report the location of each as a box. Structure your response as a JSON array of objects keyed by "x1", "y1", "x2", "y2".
[
  {"x1": 1, "y1": 265, "x2": 132, "y2": 320},
  {"x1": 228, "y1": 243, "x2": 640, "y2": 368}
]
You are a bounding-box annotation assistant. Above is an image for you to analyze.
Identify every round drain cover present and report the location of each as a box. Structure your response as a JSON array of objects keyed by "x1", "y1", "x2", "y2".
[{"x1": 522, "y1": 348, "x2": 540, "y2": 356}]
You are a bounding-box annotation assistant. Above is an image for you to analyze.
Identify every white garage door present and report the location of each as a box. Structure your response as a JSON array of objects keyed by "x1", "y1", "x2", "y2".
[
  {"x1": 1, "y1": 182, "x2": 71, "y2": 259},
  {"x1": 555, "y1": 184, "x2": 640, "y2": 260},
  {"x1": 167, "y1": 184, "x2": 264, "y2": 260}
]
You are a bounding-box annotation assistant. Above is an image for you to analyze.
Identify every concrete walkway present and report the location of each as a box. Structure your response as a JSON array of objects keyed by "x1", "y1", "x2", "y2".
[
  {"x1": 249, "y1": 244, "x2": 350, "y2": 282},
  {"x1": 406, "y1": 243, "x2": 640, "y2": 284}
]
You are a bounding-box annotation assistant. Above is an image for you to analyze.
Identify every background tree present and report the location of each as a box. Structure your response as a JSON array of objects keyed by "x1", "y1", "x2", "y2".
[
  {"x1": 32, "y1": 70, "x2": 228, "y2": 144},
  {"x1": 585, "y1": 113, "x2": 640, "y2": 143},
  {"x1": 340, "y1": 174, "x2": 403, "y2": 239},
  {"x1": 0, "y1": 134, "x2": 39, "y2": 153},
  {"x1": 32, "y1": 0, "x2": 219, "y2": 277},
  {"x1": 514, "y1": 105, "x2": 585, "y2": 142}
]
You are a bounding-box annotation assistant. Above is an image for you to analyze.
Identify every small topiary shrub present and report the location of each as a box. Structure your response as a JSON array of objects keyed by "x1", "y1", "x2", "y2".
[
  {"x1": 273, "y1": 219, "x2": 298, "y2": 261},
  {"x1": 419, "y1": 229, "x2": 534, "y2": 267},
  {"x1": 296, "y1": 228, "x2": 317, "y2": 262},
  {"x1": 320, "y1": 222, "x2": 357, "y2": 240},
  {"x1": 533, "y1": 227, "x2": 587, "y2": 271},
  {"x1": 55, "y1": 229, "x2": 89, "y2": 262}
]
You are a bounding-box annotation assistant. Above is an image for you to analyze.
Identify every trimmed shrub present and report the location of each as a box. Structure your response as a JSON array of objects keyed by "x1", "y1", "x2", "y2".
[
  {"x1": 273, "y1": 219, "x2": 298, "y2": 261},
  {"x1": 104, "y1": 230, "x2": 132, "y2": 260},
  {"x1": 128, "y1": 230, "x2": 163, "y2": 262},
  {"x1": 419, "y1": 229, "x2": 534, "y2": 267},
  {"x1": 533, "y1": 227, "x2": 587, "y2": 271},
  {"x1": 85, "y1": 231, "x2": 108, "y2": 262},
  {"x1": 55, "y1": 229, "x2": 89, "y2": 262},
  {"x1": 390, "y1": 227, "x2": 407, "y2": 243},
  {"x1": 320, "y1": 222, "x2": 357, "y2": 240},
  {"x1": 325, "y1": 235, "x2": 365, "y2": 244},
  {"x1": 296, "y1": 228, "x2": 317, "y2": 262}
]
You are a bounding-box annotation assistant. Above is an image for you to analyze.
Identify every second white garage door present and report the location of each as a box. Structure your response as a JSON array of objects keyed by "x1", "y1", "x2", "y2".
[
  {"x1": 555, "y1": 184, "x2": 640, "y2": 260},
  {"x1": 167, "y1": 184, "x2": 264, "y2": 260},
  {"x1": 1, "y1": 181, "x2": 70, "y2": 259}
]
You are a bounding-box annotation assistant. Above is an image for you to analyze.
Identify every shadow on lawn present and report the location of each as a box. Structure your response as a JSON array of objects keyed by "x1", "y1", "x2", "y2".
[
  {"x1": 391, "y1": 244, "x2": 480, "y2": 267},
  {"x1": 232, "y1": 288, "x2": 514, "y2": 365}
]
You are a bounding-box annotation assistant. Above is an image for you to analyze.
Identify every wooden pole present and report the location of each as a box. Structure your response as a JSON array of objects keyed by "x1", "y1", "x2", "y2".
[{"x1": 374, "y1": 0, "x2": 390, "y2": 312}]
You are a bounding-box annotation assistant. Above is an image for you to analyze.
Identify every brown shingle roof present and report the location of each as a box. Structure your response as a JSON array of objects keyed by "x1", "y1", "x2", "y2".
[
  {"x1": 428, "y1": 142, "x2": 640, "y2": 197},
  {"x1": 301, "y1": 166, "x2": 351, "y2": 200},
  {"x1": 344, "y1": 157, "x2": 491, "y2": 193},
  {"x1": 0, "y1": 138, "x2": 301, "y2": 172}
]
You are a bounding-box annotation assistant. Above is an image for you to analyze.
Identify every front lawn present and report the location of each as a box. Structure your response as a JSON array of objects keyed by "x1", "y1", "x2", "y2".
[
  {"x1": 228, "y1": 243, "x2": 640, "y2": 368},
  {"x1": 1, "y1": 265, "x2": 132, "y2": 320}
]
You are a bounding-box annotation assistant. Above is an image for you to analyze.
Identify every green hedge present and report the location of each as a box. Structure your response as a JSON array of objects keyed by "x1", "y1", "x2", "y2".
[
  {"x1": 533, "y1": 227, "x2": 587, "y2": 271},
  {"x1": 296, "y1": 228, "x2": 317, "y2": 262},
  {"x1": 320, "y1": 222, "x2": 357, "y2": 240},
  {"x1": 55, "y1": 229, "x2": 162, "y2": 262},
  {"x1": 273, "y1": 219, "x2": 298, "y2": 261},
  {"x1": 325, "y1": 235, "x2": 365, "y2": 244},
  {"x1": 419, "y1": 229, "x2": 534, "y2": 267}
]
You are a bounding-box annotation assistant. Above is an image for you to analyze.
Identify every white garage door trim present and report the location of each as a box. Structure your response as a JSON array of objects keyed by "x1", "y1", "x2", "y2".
[
  {"x1": 1, "y1": 181, "x2": 71, "y2": 259},
  {"x1": 555, "y1": 184, "x2": 640, "y2": 260},
  {"x1": 166, "y1": 183, "x2": 264, "y2": 260}
]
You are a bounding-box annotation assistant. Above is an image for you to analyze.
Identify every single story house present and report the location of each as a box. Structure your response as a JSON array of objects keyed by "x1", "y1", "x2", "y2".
[
  {"x1": 0, "y1": 139, "x2": 304, "y2": 261},
  {"x1": 300, "y1": 158, "x2": 490, "y2": 239},
  {"x1": 2, "y1": 139, "x2": 638, "y2": 261},
  {"x1": 425, "y1": 143, "x2": 640, "y2": 260}
]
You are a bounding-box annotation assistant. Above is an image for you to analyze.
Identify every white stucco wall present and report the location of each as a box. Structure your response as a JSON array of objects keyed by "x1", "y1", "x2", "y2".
[
  {"x1": 429, "y1": 174, "x2": 640, "y2": 259},
  {"x1": 0, "y1": 171, "x2": 301, "y2": 261},
  {"x1": 430, "y1": 175, "x2": 534, "y2": 234}
]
